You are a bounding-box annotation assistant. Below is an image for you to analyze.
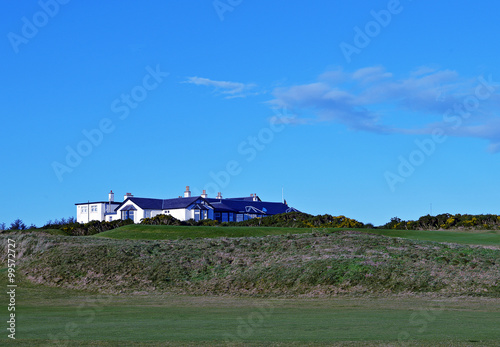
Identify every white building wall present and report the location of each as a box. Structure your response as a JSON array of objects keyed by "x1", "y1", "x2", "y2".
[
  {"x1": 165, "y1": 208, "x2": 189, "y2": 221},
  {"x1": 151, "y1": 210, "x2": 163, "y2": 218},
  {"x1": 134, "y1": 206, "x2": 145, "y2": 224},
  {"x1": 77, "y1": 202, "x2": 121, "y2": 223},
  {"x1": 77, "y1": 203, "x2": 103, "y2": 223},
  {"x1": 115, "y1": 201, "x2": 145, "y2": 224},
  {"x1": 76, "y1": 205, "x2": 89, "y2": 224},
  {"x1": 77, "y1": 197, "x2": 216, "y2": 224}
]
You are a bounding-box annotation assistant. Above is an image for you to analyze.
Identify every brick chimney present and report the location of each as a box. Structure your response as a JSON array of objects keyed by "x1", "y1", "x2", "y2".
[
  {"x1": 124, "y1": 193, "x2": 133, "y2": 201},
  {"x1": 201, "y1": 190, "x2": 207, "y2": 198},
  {"x1": 184, "y1": 186, "x2": 191, "y2": 198},
  {"x1": 109, "y1": 190, "x2": 114, "y2": 203}
]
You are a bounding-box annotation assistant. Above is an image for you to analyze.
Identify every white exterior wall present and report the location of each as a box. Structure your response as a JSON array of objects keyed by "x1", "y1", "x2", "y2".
[
  {"x1": 164, "y1": 208, "x2": 189, "y2": 221},
  {"x1": 77, "y1": 197, "x2": 215, "y2": 224},
  {"x1": 76, "y1": 203, "x2": 103, "y2": 223},
  {"x1": 76, "y1": 202, "x2": 121, "y2": 223},
  {"x1": 150, "y1": 210, "x2": 163, "y2": 218},
  {"x1": 115, "y1": 200, "x2": 144, "y2": 224}
]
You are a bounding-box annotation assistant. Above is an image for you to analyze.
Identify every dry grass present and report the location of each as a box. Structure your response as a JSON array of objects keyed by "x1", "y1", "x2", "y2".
[{"x1": 1, "y1": 230, "x2": 498, "y2": 297}]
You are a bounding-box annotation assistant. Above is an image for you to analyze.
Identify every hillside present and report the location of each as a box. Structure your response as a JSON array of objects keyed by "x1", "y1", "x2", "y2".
[{"x1": 3, "y1": 230, "x2": 499, "y2": 297}]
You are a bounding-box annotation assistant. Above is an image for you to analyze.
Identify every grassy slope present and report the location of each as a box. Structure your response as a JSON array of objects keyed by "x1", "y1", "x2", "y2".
[
  {"x1": 4, "y1": 232, "x2": 499, "y2": 296},
  {"x1": 96, "y1": 224, "x2": 500, "y2": 246},
  {"x1": 2, "y1": 231, "x2": 500, "y2": 345},
  {"x1": 2, "y1": 276, "x2": 499, "y2": 345}
]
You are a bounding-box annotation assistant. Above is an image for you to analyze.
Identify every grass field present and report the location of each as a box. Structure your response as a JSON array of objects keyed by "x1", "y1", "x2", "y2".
[
  {"x1": 96, "y1": 224, "x2": 500, "y2": 246},
  {"x1": 2, "y1": 227, "x2": 499, "y2": 345},
  {"x1": 2, "y1": 277, "x2": 500, "y2": 346}
]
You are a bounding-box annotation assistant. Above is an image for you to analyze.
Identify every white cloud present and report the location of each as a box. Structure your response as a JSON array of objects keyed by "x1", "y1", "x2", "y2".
[
  {"x1": 184, "y1": 76, "x2": 257, "y2": 98},
  {"x1": 269, "y1": 66, "x2": 500, "y2": 151}
]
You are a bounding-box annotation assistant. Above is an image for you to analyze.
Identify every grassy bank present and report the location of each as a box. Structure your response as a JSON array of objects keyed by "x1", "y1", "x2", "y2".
[{"x1": 2, "y1": 231, "x2": 499, "y2": 296}]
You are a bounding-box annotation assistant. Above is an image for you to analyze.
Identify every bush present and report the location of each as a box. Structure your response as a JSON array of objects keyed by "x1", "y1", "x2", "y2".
[
  {"x1": 141, "y1": 214, "x2": 183, "y2": 226},
  {"x1": 222, "y1": 212, "x2": 364, "y2": 229},
  {"x1": 42, "y1": 217, "x2": 77, "y2": 229},
  {"x1": 9, "y1": 219, "x2": 26, "y2": 230},
  {"x1": 381, "y1": 213, "x2": 500, "y2": 230},
  {"x1": 62, "y1": 219, "x2": 134, "y2": 236}
]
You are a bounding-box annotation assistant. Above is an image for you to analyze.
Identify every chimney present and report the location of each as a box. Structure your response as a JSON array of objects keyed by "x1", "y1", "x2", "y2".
[
  {"x1": 124, "y1": 193, "x2": 133, "y2": 201},
  {"x1": 216, "y1": 192, "x2": 222, "y2": 200},
  {"x1": 184, "y1": 186, "x2": 191, "y2": 198},
  {"x1": 109, "y1": 190, "x2": 114, "y2": 203},
  {"x1": 201, "y1": 190, "x2": 207, "y2": 198},
  {"x1": 253, "y1": 193, "x2": 258, "y2": 201}
]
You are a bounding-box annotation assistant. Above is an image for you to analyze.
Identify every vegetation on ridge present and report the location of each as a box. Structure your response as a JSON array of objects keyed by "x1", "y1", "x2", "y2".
[{"x1": 2, "y1": 231, "x2": 498, "y2": 297}]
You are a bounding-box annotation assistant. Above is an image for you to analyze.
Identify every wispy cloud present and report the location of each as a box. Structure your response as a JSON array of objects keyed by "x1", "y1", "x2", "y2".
[
  {"x1": 269, "y1": 66, "x2": 500, "y2": 151},
  {"x1": 184, "y1": 76, "x2": 257, "y2": 98}
]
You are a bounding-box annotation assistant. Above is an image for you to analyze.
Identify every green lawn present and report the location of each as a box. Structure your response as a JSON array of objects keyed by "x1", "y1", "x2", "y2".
[
  {"x1": 94, "y1": 224, "x2": 317, "y2": 240},
  {"x1": 3, "y1": 280, "x2": 500, "y2": 346},
  {"x1": 95, "y1": 224, "x2": 500, "y2": 246}
]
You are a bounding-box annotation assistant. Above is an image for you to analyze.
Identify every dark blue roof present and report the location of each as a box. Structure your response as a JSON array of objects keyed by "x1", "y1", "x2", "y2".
[
  {"x1": 207, "y1": 198, "x2": 296, "y2": 215},
  {"x1": 116, "y1": 198, "x2": 163, "y2": 210},
  {"x1": 121, "y1": 205, "x2": 137, "y2": 211},
  {"x1": 192, "y1": 203, "x2": 209, "y2": 210},
  {"x1": 161, "y1": 197, "x2": 208, "y2": 209},
  {"x1": 114, "y1": 196, "x2": 213, "y2": 211},
  {"x1": 111, "y1": 196, "x2": 298, "y2": 216},
  {"x1": 225, "y1": 196, "x2": 261, "y2": 202}
]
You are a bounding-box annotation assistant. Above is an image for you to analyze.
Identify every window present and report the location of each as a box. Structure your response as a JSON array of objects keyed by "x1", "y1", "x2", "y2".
[
  {"x1": 144, "y1": 211, "x2": 151, "y2": 218},
  {"x1": 91, "y1": 205, "x2": 98, "y2": 213},
  {"x1": 81, "y1": 206, "x2": 87, "y2": 213},
  {"x1": 122, "y1": 210, "x2": 134, "y2": 220}
]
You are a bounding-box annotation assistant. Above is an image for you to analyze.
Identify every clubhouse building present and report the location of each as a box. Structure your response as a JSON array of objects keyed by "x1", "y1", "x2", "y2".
[{"x1": 75, "y1": 186, "x2": 299, "y2": 224}]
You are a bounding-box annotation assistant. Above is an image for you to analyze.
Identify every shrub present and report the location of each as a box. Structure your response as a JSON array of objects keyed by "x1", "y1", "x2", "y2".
[
  {"x1": 222, "y1": 212, "x2": 364, "y2": 229},
  {"x1": 61, "y1": 219, "x2": 134, "y2": 236},
  {"x1": 141, "y1": 214, "x2": 183, "y2": 226},
  {"x1": 9, "y1": 219, "x2": 26, "y2": 230},
  {"x1": 381, "y1": 213, "x2": 500, "y2": 230}
]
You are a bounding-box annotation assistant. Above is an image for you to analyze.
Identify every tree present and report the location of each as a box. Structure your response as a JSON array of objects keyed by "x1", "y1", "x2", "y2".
[
  {"x1": 0, "y1": 222, "x2": 6, "y2": 231},
  {"x1": 9, "y1": 219, "x2": 26, "y2": 230}
]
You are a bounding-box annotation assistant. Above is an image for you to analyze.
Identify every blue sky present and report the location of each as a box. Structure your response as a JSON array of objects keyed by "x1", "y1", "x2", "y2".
[{"x1": 2, "y1": 0, "x2": 500, "y2": 227}]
